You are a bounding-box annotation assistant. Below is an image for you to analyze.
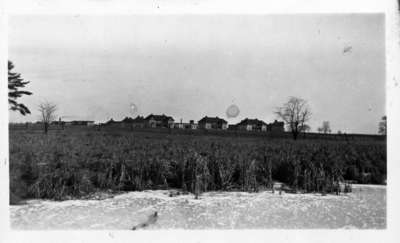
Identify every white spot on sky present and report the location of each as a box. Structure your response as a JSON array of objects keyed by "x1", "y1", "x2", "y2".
[{"x1": 226, "y1": 104, "x2": 240, "y2": 118}]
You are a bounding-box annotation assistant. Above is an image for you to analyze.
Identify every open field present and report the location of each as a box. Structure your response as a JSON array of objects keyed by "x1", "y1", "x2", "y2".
[
  {"x1": 9, "y1": 124, "x2": 386, "y2": 141},
  {"x1": 10, "y1": 185, "x2": 386, "y2": 229},
  {"x1": 9, "y1": 129, "x2": 386, "y2": 203}
]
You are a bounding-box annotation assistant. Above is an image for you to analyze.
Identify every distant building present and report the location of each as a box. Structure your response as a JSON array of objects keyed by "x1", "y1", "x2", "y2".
[
  {"x1": 145, "y1": 114, "x2": 174, "y2": 128},
  {"x1": 50, "y1": 120, "x2": 94, "y2": 129},
  {"x1": 174, "y1": 122, "x2": 185, "y2": 129},
  {"x1": 198, "y1": 116, "x2": 228, "y2": 130},
  {"x1": 131, "y1": 116, "x2": 146, "y2": 128},
  {"x1": 51, "y1": 121, "x2": 64, "y2": 125},
  {"x1": 119, "y1": 116, "x2": 146, "y2": 128},
  {"x1": 121, "y1": 117, "x2": 134, "y2": 124},
  {"x1": 189, "y1": 120, "x2": 198, "y2": 129},
  {"x1": 228, "y1": 124, "x2": 237, "y2": 130},
  {"x1": 174, "y1": 120, "x2": 198, "y2": 129},
  {"x1": 112, "y1": 117, "x2": 131, "y2": 128},
  {"x1": 105, "y1": 118, "x2": 118, "y2": 125},
  {"x1": 57, "y1": 120, "x2": 94, "y2": 126},
  {"x1": 236, "y1": 118, "x2": 267, "y2": 131},
  {"x1": 102, "y1": 119, "x2": 123, "y2": 129},
  {"x1": 267, "y1": 120, "x2": 285, "y2": 132},
  {"x1": 174, "y1": 118, "x2": 185, "y2": 129}
]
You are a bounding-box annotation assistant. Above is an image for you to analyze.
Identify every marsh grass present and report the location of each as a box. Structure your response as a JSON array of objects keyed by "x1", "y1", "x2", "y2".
[{"x1": 9, "y1": 130, "x2": 386, "y2": 203}]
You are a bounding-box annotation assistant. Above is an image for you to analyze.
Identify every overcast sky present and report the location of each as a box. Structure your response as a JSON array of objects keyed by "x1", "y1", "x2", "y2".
[{"x1": 8, "y1": 14, "x2": 385, "y2": 134}]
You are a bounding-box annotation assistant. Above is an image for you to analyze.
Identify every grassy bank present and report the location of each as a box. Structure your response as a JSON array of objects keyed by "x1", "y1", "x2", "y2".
[{"x1": 9, "y1": 129, "x2": 386, "y2": 203}]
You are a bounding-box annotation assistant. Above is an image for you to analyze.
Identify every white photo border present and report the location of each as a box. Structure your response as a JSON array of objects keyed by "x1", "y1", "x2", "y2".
[{"x1": 1, "y1": 1, "x2": 399, "y2": 243}]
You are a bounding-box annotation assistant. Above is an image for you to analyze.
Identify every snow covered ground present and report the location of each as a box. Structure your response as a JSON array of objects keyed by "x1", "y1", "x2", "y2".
[{"x1": 10, "y1": 185, "x2": 386, "y2": 230}]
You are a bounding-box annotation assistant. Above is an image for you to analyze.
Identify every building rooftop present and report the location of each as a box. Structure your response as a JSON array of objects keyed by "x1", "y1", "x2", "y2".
[
  {"x1": 198, "y1": 116, "x2": 227, "y2": 124},
  {"x1": 145, "y1": 114, "x2": 174, "y2": 122},
  {"x1": 236, "y1": 118, "x2": 267, "y2": 126}
]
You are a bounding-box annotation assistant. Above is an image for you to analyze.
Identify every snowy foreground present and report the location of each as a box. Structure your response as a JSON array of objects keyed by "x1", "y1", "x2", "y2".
[{"x1": 10, "y1": 185, "x2": 386, "y2": 230}]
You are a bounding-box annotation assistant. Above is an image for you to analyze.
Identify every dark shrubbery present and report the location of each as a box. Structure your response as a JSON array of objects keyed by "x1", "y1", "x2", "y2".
[{"x1": 9, "y1": 130, "x2": 386, "y2": 202}]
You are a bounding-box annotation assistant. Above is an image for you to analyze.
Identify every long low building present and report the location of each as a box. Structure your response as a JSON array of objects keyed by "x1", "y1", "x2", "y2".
[
  {"x1": 198, "y1": 116, "x2": 228, "y2": 130},
  {"x1": 267, "y1": 120, "x2": 285, "y2": 132},
  {"x1": 145, "y1": 114, "x2": 174, "y2": 128},
  {"x1": 174, "y1": 120, "x2": 198, "y2": 129},
  {"x1": 103, "y1": 114, "x2": 174, "y2": 128},
  {"x1": 230, "y1": 119, "x2": 284, "y2": 132},
  {"x1": 235, "y1": 118, "x2": 267, "y2": 131},
  {"x1": 51, "y1": 120, "x2": 95, "y2": 126}
]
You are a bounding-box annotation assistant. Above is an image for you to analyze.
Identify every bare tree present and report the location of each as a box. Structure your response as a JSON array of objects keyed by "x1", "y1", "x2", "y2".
[
  {"x1": 319, "y1": 121, "x2": 331, "y2": 134},
  {"x1": 38, "y1": 102, "x2": 57, "y2": 134},
  {"x1": 275, "y1": 97, "x2": 311, "y2": 140},
  {"x1": 378, "y1": 116, "x2": 387, "y2": 135}
]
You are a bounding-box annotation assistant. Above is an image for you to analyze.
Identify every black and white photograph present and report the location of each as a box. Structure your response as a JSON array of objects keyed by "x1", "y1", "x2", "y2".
[{"x1": 1, "y1": 0, "x2": 400, "y2": 242}]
